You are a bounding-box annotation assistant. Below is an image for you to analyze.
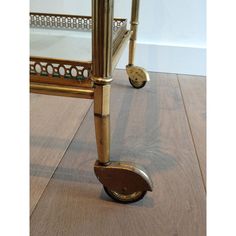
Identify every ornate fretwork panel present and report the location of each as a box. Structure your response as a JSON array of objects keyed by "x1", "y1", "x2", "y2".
[
  {"x1": 30, "y1": 57, "x2": 93, "y2": 87},
  {"x1": 30, "y1": 13, "x2": 92, "y2": 31},
  {"x1": 30, "y1": 12, "x2": 127, "y2": 33}
]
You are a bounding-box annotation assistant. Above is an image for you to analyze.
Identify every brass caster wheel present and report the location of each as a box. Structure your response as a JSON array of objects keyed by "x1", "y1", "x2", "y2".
[
  {"x1": 129, "y1": 78, "x2": 146, "y2": 89},
  {"x1": 126, "y1": 65, "x2": 150, "y2": 89},
  {"x1": 94, "y1": 160, "x2": 153, "y2": 204},
  {"x1": 104, "y1": 186, "x2": 147, "y2": 204}
]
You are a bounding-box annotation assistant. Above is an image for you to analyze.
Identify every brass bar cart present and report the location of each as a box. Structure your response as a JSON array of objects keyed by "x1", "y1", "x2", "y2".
[{"x1": 30, "y1": 0, "x2": 153, "y2": 203}]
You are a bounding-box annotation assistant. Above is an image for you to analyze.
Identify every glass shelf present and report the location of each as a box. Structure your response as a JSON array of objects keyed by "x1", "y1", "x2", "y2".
[
  {"x1": 30, "y1": 12, "x2": 129, "y2": 87},
  {"x1": 30, "y1": 27, "x2": 92, "y2": 62}
]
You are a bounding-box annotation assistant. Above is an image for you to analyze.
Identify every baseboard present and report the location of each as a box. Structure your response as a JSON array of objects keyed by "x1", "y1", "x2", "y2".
[{"x1": 116, "y1": 42, "x2": 206, "y2": 76}]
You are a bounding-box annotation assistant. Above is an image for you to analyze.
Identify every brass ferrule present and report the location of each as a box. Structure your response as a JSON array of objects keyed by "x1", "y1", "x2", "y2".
[
  {"x1": 92, "y1": 76, "x2": 113, "y2": 85},
  {"x1": 130, "y1": 21, "x2": 139, "y2": 26}
]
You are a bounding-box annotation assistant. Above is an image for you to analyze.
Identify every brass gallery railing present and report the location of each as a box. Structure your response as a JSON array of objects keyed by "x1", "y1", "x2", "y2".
[{"x1": 30, "y1": 12, "x2": 128, "y2": 88}]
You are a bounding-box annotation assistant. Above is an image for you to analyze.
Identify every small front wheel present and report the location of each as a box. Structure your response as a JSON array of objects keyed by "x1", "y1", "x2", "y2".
[
  {"x1": 104, "y1": 186, "x2": 147, "y2": 204},
  {"x1": 129, "y1": 78, "x2": 147, "y2": 89},
  {"x1": 126, "y1": 65, "x2": 149, "y2": 89}
]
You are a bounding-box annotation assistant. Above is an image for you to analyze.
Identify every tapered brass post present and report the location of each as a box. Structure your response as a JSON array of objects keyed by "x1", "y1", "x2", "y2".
[
  {"x1": 92, "y1": 0, "x2": 153, "y2": 202},
  {"x1": 92, "y1": 0, "x2": 114, "y2": 164},
  {"x1": 128, "y1": 0, "x2": 140, "y2": 66}
]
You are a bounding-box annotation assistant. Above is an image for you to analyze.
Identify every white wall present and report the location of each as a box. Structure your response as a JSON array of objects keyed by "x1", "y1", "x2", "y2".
[{"x1": 31, "y1": 0, "x2": 206, "y2": 75}]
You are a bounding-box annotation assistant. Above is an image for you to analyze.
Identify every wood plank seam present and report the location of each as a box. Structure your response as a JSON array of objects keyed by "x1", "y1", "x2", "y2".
[
  {"x1": 31, "y1": 102, "x2": 94, "y2": 216},
  {"x1": 177, "y1": 74, "x2": 206, "y2": 192}
]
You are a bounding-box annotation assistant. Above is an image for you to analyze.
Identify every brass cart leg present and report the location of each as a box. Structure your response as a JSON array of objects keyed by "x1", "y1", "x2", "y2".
[
  {"x1": 126, "y1": 0, "x2": 150, "y2": 89},
  {"x1": 94, "y1": 84, "x2": 111, "y2": 165},
  {"x1": 92, "y1": 0, "x2": 113, "y2": 165},
  {"x1": 92, "y1": 0, "x2": 153, "y2": 203},
  {"x1": 128, "y1": 0, "x2": 140, "y2": 67}
]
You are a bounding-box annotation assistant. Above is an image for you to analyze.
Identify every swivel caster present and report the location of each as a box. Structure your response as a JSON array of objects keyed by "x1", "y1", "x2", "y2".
[
  {"x1": 104, "y1": 186, "x2": 147, "y2": 204},
  {"x1": 126, "y1": 65, "x2": 150, "y2": 89},
  {"x1": 94, "y1": 160, "x2": 153, "y2": 204}
]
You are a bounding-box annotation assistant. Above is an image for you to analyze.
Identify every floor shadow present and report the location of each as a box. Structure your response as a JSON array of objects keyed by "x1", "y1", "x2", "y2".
[{"x1": 110, "y1": 74, "x2": 177, "y2": 175}]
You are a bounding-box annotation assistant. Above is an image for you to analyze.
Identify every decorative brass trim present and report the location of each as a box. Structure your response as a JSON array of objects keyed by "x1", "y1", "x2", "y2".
[
  {"x1": 30, "y1": 12, "x2": 92, "y2": 31},
  {"x1": 30, "y1": 57, "x2": 92, "y2": 86},
  {"x1": 30, "y1": 12, "x2": 127, "y2": 33}
]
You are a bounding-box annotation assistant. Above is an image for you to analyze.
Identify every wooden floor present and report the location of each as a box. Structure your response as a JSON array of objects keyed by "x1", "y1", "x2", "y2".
[{"x1": 30, "y1": 70, "x2": 206, "y2": 236}]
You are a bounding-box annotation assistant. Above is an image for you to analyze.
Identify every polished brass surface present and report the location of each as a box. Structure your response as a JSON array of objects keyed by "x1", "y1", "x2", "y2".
[
  {"x1": 91, "y1": 77, "x2": 113, "y2": 85},
  {"x1": 94, "y1": 160, "x2": 153, "y2": 194},
  {"x1": 30, "y1": 83, "x2": 94, "y2": 99},
  {"x1": 128, "y1": 0, "x2": 140, "y2": 66},
  {"x1": 94, "y1": 115, "x2": 110, "y2": 164},
  {"x1": 92, "y1": 0, "x2": 114, "y2": 82},
  {"x1": 126, "y1": 0, "x2": 150, "y2": 89},
  {"x1": 112, "y1": 30, "x2": 132, "y2": 72},
  {"x1": 126, "y1": 65, "x2": 150, "y2": 83},
  {"x1": 94, "y1": 85, "x2": 110, "y2": 116},
  {"x1": 112, "y1": 20, "x2": 129, "y2": 54},
  {"x1": 93, "y1": 84, "x2": 111, "y2": 164},
  {"x1": 92, "y1": 0, "x2": 114, "y2": 164}
]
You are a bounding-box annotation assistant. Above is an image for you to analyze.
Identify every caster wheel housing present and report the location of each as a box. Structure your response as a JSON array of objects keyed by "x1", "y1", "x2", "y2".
[
  {"x1": 94, "y1": 160, "x2": 153, "y2": 203},
  {"x1": 126, "y1": 65, "x2": 150, "y2": 89}
]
